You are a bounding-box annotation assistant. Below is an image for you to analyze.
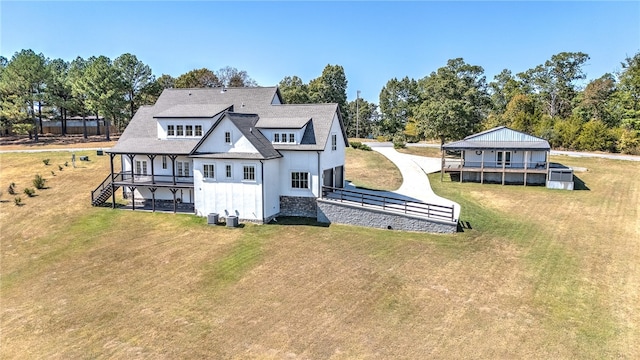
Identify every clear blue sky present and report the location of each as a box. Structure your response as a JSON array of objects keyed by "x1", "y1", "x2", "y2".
[{"x1": 2, "y1": 1, "x2": 639, "y2": 103}]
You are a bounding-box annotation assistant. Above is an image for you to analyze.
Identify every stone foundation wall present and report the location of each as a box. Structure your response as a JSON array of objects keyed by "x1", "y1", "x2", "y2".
[
  {"x1": 317, "y1": 199, "x2": 457, "y2": 234},
  {"x1": 280, "y1": 196, "x2": 317, "y2": 218},
  {"x1": 137, "y1": 199, "x2": 194, "y2": 210}
]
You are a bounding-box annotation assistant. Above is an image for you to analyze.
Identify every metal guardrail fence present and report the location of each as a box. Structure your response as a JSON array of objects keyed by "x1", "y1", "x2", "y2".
[{"x1": 321, "y1": 186, "x2": 455, "y2": 222}]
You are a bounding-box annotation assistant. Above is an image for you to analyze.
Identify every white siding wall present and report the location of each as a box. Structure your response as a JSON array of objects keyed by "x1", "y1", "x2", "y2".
[
  {"x1": 195, "y1": 117, "x2": 257, "y2": 153},
  {"x1": 262, "y1": 159, "x2": 281, "y2": 219},
  {"x1": 193, "y1": 158, "x2": 263, "y2": 221},
  {"x1": 320, "y1": 113, "x2": 347, "y2": 184},
  {"x1": 278, "y1": 151, "x2": 320, "y2": 197}
]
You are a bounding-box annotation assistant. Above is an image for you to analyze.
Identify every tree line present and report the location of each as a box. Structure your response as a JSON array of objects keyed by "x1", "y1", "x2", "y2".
[
  {"x1": 0, "y1": 50, "x2": 257, "y2": 141},
  {"x1": 371, "y1": 52, "x2": 640, "y2": 154},
  {"x1": 2, "y1": 49, "x2": 639, "y2": 154}
]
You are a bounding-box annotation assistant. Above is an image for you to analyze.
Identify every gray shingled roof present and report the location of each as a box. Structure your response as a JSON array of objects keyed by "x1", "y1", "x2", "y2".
[
  {"x1": 108, "y1": 87, "x2": 347, "y2": 155},
  {"x1": 443, "y1": 126, "x2": 550, "y2": 151},
  {"x1": 154, "y1": 104, "x2": 231, "y2": 118},
  {"x1": 256, "y1": 117, "x2": 310, "y2": 129}
]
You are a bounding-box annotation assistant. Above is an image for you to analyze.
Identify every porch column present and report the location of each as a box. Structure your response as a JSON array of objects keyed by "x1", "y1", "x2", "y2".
[
  {"x1": 126, "y1": 154, "x2": 136, "y2": 184},
  {"x1": 481, "y1": 150, "x2": 485, "y2": 184},
  {"x1": 128, "y1": 186, "x2": 136, "y2": 211},
  {"x1": 460, "y1": 150, "x2": 463, "y2": 183},
  {"x1": 170, "y1": 188, "x2": 178, "y2": 213},
  {"x1": 110, "y1": 153, "x2": 116, "y2": 209},
  {"x1": 149, "y1": 187, "x2": 157, "y2": 212},
  {"x1": 147, "y1": 154, "x2": 157, "y2": 184},
  {"x1": 524, "y1": 150, "x2": 529, "y2": 186},
  {"x1": 502, "y1": 152, "x2": 506, "y2": 186},
  {"x1": 169, "y1": 155, "x2": 178, "y2": 185}
]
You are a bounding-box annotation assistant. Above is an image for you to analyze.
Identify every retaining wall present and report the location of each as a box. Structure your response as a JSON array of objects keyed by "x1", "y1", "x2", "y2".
[{"x1": 317, "y1": 199, "x2": 457, "y2": 234}]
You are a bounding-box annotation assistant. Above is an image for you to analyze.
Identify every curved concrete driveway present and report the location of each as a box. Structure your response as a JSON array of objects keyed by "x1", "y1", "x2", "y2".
[{"x1": 358, "y1": 142, "x2": 461, "y2": 221}]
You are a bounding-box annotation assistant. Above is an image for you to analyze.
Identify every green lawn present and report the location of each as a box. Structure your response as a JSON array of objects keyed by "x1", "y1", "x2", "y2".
[{"x1": 1, "y1": 150, "x2": 638, "y2": 358}]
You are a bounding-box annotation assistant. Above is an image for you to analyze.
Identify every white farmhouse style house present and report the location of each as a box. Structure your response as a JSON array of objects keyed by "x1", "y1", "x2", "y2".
[{"x1": 91, "y1": 87, "x2": 349, "y2": 222}]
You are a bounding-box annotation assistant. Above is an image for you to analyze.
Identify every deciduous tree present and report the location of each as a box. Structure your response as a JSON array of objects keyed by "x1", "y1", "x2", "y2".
[
  {"x1": 175, "y1": 68, "x2": 220, "y2": 88},
  {"x1": 415, "y1": 58, "x2": 489, "y2": 142}
]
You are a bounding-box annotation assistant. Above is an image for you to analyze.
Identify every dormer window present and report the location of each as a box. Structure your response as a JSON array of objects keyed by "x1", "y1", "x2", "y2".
[
  {"x1": 185, "y1": 125, "x2": 193, "y2": 136},
  {"x1": 272, "y1": 132, "x2": 297, "y2": 144},
  {"x1": 195, "y1": 125, "x2": 202, "y2": 136},
  {"x1": 167, "y1": 125, "x2": 175, "y2": 136},
  {"x1": 176, "y1": 125, "x2": 184, "y2": 136}
]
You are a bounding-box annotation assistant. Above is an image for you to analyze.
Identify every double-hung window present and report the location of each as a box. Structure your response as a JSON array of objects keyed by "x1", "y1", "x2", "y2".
[
  {"x1": 291, "y1": 172, "x2": 309, "y2": 189},
  {"x1": 331, "y1": 134, "x2": 337, "y2": 150},
  {"x1": 135, "y1": 160, "x2": 148, "y2": 176},
  {"x1": 274, "y1": 133, "x2": 280, "y2": 143},
  {"x1": 195, "y1": 125, "x2": 202, "y2": 136},
  {"x1": 289, "y1": 134, "x2": 295, "y2": 143},
  {"x1": 203, "y1": 164, "x2": 215, "y2": 179},
  {"x1": 225, "y1": 131, "x2": 231, "y2": 144},
  {"x1": 176, "y1": 125, "x2": 184, "y2": 136},
  {"x1": 225, "y1": 164, "x2": 232, "y2": 178},
  {"x1": 162, "y1": 155, "x2": 167, "y2": 169},
  {"x1": 243, "y1": 165, "x2": 255, "y2": 181},
  {"x1": 176, "y1": 161, "x2": 190, "y2": 177},
  {"x1": 185, "y1": 125, "x2": 193, "y2": 136},
  {"x1": 167, "y1": 125, "x2": 175, "y2": 136}
]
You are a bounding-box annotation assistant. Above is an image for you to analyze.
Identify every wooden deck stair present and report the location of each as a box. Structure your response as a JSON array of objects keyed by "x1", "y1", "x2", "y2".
[{"x1": 91, "y1": 173, "x2": 123, "y2": 207}]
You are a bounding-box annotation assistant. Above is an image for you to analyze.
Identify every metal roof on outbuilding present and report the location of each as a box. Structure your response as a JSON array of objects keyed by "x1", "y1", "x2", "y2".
[{"x1": 442, "y1": 126, "x2": 550, "y2": 151}]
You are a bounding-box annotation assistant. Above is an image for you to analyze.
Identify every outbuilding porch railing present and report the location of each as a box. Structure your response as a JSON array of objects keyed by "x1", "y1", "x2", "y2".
[{"x1": 444, "y1": 160, "x2": 548, "y2": 171}]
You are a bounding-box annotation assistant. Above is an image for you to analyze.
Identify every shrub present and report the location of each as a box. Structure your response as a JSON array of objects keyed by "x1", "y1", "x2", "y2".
[
  {"x1": 51, "y1": 171, "x2": 56, "y2": 176},
  {"x1": 14, "y1": 196, "x2": 22, "y2": 206},
  {"x1": 64, "y1": 161, "x2": 68, "y2": 167},
  {"x1": 43, "y1": 159, "x2": 50, "y2": 165},
  {"x1": 376, "y1": 135, "x2": 389, "y2": 142},
  {"x1": 392, "y1": 134, "x2": 406, "y2": 149},
  {"x1": 23, "y1": 188, "x2": 35, "y2": 197},
  {"x1": 58, "y1": 165, "x2": 63, "y2": 171},
  {"x1": 33, "y1": 174, "x2": 47, "y2": 189},
  {"x1": 349, "y1": 141, "x2": 372, "y2": 151},
  {"x1": 7, "y1": 183, "x2": 16, "y2": 195}
]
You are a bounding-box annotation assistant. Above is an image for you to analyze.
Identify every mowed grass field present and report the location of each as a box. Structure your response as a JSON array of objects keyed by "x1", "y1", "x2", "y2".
[{"x1": 1, "y1": 148, "x2": 639, "y2": 359}]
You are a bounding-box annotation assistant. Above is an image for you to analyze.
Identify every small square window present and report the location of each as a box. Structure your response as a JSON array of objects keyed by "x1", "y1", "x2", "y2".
[
  {"x1": 167, "y1": 125, "x2": 175, "y2": 136},
  {"x1": 176, "y1": 125, "x2": 184, "y2": 136},
  {"x1": 195, "y1": 125, "x2": 202, "y2": 136},
  {"x1": 243, "y1": 165, "x2": 255, "y2": 181},
  {"x1": 225, "y1": 131, "x2": 231, "y2": 144},
  {"x1": 186, "y1": 125, "x2": 193, "y2": 136}
]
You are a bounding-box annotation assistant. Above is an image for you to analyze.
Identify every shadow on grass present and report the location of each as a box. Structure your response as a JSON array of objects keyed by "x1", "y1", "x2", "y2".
[
  {"x1": 268, "y1": 216, "x2": 329, "y2": 228},
  {"x1": 457, "y1": 220, "x2": 473, "y2": 232},
  {"x1": 573, "y1": 175, "x2": 590, "y2": 191}
]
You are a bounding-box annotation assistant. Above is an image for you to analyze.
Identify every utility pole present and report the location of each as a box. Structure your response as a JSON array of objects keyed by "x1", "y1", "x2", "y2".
[{"x1": 356, "y1": 90, "x2": 360, "y2": 139}]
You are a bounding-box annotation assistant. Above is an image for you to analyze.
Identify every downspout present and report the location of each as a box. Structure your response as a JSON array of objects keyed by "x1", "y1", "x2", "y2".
[{"x1": 260, "y1": 160, "x2": 265, "y2": 223}]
